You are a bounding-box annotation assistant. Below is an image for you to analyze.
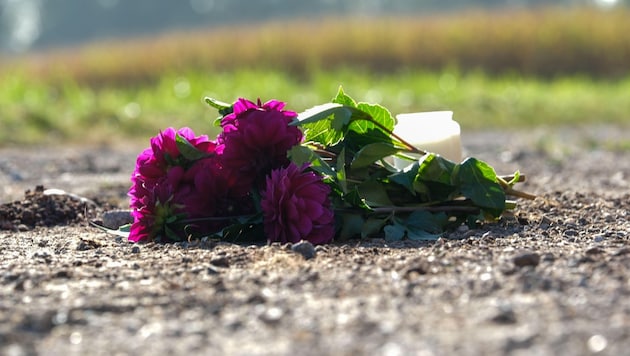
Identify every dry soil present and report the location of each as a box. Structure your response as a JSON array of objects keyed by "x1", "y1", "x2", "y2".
[{"x1": 1, "y1": 125, "x2": 629, "y2": 356}]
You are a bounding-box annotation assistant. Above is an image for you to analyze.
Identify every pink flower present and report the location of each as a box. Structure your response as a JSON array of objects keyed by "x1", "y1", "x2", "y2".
[
  {"x1": 131, "y1": 127, "x2": 216, "y2": 187},
  {"x1": 185, "y1": 157, "x2": 255, "y2": 220},
  {"x1": 129, "y1": 175, "x2": 191, "y2": 243},
  {"x1": 128, "y1": 127, "x2": 219, "y2": 242},
  {"x1": 217, "y1": 98, "x2": 303, "y2": 195},
  {"x1": 261, "y1": 163, "x2": 335, "y2": 244}
]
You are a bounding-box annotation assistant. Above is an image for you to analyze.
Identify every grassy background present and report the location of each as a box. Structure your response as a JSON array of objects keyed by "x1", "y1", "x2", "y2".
[{"x1": 1, "y1": 7, "x2": 629, "y2": 146}]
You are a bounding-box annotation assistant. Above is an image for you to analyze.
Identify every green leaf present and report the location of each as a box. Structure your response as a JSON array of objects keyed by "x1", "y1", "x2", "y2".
[
  {"x1": 292, "y1": 103, "x2": 348, "y2": 126},
  {"x1": 453, "y1": 157, "x2": 506, "y2": 213},
  {"x1": 358, "y1": 179, "x2": 393, "y2": 206},
  {"x1": 416, "y1": 153, "x2": 456, "y2": 185},
  {"x1": 334, "y1": 103, "x2": 396, "y2": 151},
  {"x1": 383, "y1": 211, "x2": 447, "y2": 241},
  {"x1": 332, "y1": 86, "x2": 357, "y2": 107},
  {"x1": 287, "y1": 145, "x2": 335, "y2": 178},
  {"x1": 361, "y1": 218, "x2": 386, "y2": 238},
  {"x1": 332, "y1": 107, "x2": 353, "y2": 131},
  {"x1": 342, "y1": 189, "x2": 372, "y2": 210},
  {"x1": 295, "y1": 104, "x2": 350, "y2": 146},
  {"x1": 507, "y1": 170, "x2": 521, "y2": 187},
  {"x1": 389, "y1": 161, "x2": 420, "y2": 193},
  {"x1": 305, "y1": 120, "x2": 343, "y2": 146},
  {"x1": 207, "y1": 214, "x2": 264, "y2": 243},
  {"x1": 404, "y1": 211, "x2": 447, "y2": 240},
  {"x1": 413, "y1": 153, "x2": 458, "y2": 201},
  {"x1": 338, "y1": 213, "x2": 365, "y2": 240},
  {"x1": 355, "y1": 102, "x2": 395, "y2": 132},
  {"x1": 384, "y1": 223, "x2": 406, "y2": 241},
  {"x1": 294, "y1": 90, "x2": 395, "y2": 148},
  {"x1": 204, "y1": 97, "x2": 233, "y2": 116},
  {"x1": 342, "y1": 129, "x2": 395, "y2": 157},
  {"x1": 176, "y1": 133, "x2": 208, "y2": 161},
  {"x1": 90, "y1": 221, "x2": 130, "y2": 238},
  {"x1": 351, "y1": 142, "x2": 401, "y2": 169}
]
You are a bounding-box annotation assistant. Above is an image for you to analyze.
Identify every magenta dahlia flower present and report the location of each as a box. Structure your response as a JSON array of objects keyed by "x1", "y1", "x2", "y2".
[
  {"x1": 261, "y1": 163, "x2": 335, "y2": 244},
  {"x1": 128, "y1": 174, "x2": 193, "y2": 243},
  {"x1": 185, "y1": 156, "x2": 255, "y2": 219},
  {"x1": 128, "y1": 127, "x2": 220, "y2": 242},
  {"x1": 130, "y1": 127, "x2": 216, "y2": 186},
  {"x1": 217, "y1": 98, "x2": 303, "y2": 195}
]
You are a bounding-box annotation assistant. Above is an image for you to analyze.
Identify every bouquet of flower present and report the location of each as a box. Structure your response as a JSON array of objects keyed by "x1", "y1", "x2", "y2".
[{"x1": 126, "y1": 87, "x2": 533, "y2": 244}]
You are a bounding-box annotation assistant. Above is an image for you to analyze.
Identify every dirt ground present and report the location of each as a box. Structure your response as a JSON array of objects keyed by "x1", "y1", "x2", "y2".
[{"x1": 1, "y1": 125, "x2": 629, "y2": 355}]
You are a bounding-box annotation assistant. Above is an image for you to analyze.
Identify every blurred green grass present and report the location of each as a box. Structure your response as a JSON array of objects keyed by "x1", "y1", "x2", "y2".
[
  {"x1": 2, "y1": 69, "x2": 628, "y2": 146},
  {"x1": 1, "y1": 7, "x2": 629, "y2": 146}
]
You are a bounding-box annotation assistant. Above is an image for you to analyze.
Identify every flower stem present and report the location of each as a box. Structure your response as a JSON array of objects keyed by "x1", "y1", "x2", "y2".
[
  {"x1": 338, "y1": 205, "x2": 480, "y2": 214},
  {"x1": 496, "y1": 176, "x2": 537, "y2": 200}
]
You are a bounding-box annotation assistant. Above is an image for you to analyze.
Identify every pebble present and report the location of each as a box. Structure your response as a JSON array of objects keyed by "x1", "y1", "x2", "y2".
[
  {"x1": 491, "y1": 304, "x2": 517, "y2": 324},
  {"x1": 593, "y1": 234, "x2": 606, "y2": 243},
  {"x1": 541, "y1": 252, "x2": 555, "y2": 262},
  {"x1": 131, "y1": 246, "x2": 140, "y2": 254},
  {"x1": 585, "y1": 247, "x2": 604, "y2": 255},
  {"x1": 101, "y1": 210, "x2": 134, "y2": 229},
  {"x1": 258, "y1": 306, "x2": 284, "y2": 324},
  {"x1": 402, "y1": 259, "x2": 429, "y2": 278},
  {"x1": 210, "y1": 256, "x2": 230, "y2": 268},
  {"x1": 587, "y1": 334, "x2": 608, "y2": 353},
  {"x1": 513, "y1": 251, "x2": 540, "y2": 267},
  {"x1": 563, "y1": 229, "x2": 579, "y2": 238},
  {"x1": 291, "y1": 241, "x2": 316, "y2": 260}
]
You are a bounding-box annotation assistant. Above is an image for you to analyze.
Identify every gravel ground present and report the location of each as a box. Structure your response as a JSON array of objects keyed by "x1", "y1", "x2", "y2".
[{"x1": 0, "y1": 125, "x2": 629, "y2": 355}]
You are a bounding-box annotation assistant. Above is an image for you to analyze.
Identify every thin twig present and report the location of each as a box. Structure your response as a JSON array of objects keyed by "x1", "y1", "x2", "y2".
[{"x1": 496, "y1": 176, "x2": 537, "y2": 200}]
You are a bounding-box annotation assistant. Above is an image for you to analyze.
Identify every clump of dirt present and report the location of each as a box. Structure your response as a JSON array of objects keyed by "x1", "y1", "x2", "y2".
[{"x1": 0, "y1": 185, "x2": 103, "y2": 231}]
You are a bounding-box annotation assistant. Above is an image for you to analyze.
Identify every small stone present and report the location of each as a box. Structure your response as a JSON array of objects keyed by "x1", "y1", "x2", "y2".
[
  {"x1": 402, "y1": 259, "x2": 429, "y2": 279},
  {"x1": 539, "y1": 216, "x2": 552, "y2": 230},
  {"x1": 131, "y1": 246, "x2": 140, "y2": 254},
  {"x1": 54, "y1": 270, "x2": 72, "y2": 279},
  {"x1": 210, "y1": 256, "x2": 230, "y2": 268},
  {"x1": 291, "y1": 240, "x2": 316, "y2": 260},
  {"x1": 585, "y1": 247, "x2": 604, "y2": 255},
  {"x1": 491, "y1": 304, "x2": 517, "y2": 324},
  {"x1": 541, "y1": 253, "x2": 555, "y2": 262},
  {"x1": 563, "y1": 229, "x2": 579, "y2": 238},
  {"x1": 258, "y1": 306, "x2": 283, "y2": 324},
  {"x1": 513, "y1": 251, "x2": 540, "y2": 268},
  {"x1": 587, "y1": 334, "x2": 608, "y2": 353},
  {"x1": 101, "y1": 210, "x2": 133, "y2": 229},
  {"x1": 456, "y1": 225, "x2": 469, "y2": 233}
]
